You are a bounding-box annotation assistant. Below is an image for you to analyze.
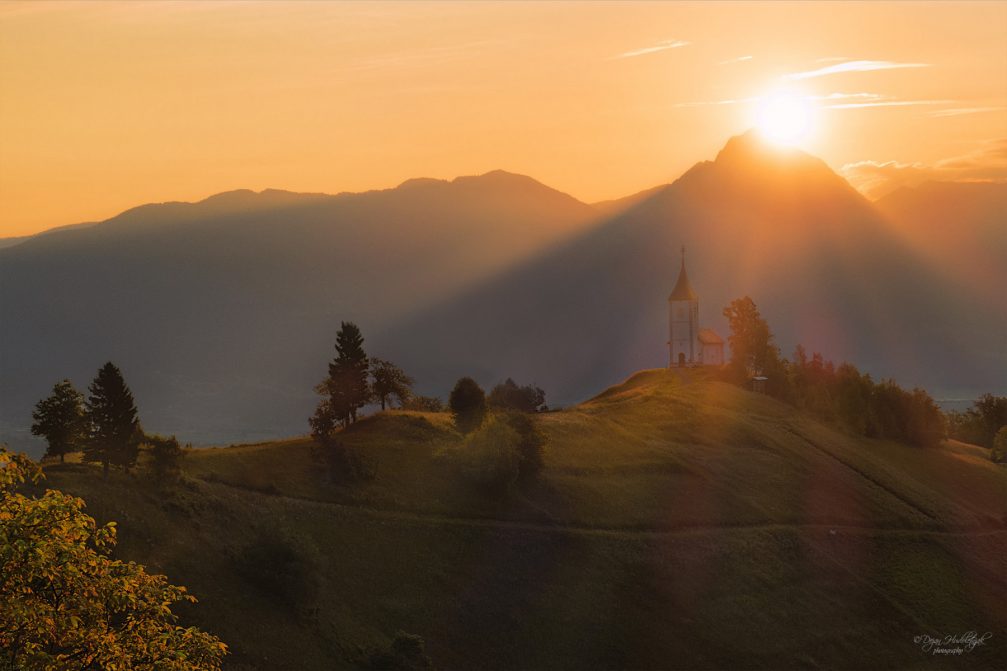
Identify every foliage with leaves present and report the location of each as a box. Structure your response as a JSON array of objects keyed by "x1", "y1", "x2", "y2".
[
  {"x1": 947, "y1": 394, "x2": 1007, "y2": 450},
  {"x1": 991, "y1": 426, "x2": 1007, "y2": 464},
  {"x1": 31, "y1": 380, "x2": 86, "y2": 463},
  {"x1": 722, "y1": 296, "x2": 780, "y2": 379},
  {"x1": 488, "y1": 378, "x2": 546, "y2": 413},
  {"x1": 0, "y1": 446, "x2": 227, "y2": 669},
  {"x1": 83, "y1": 362, "x2": 142, "y2": 479},
  {"x1": 449, "y1": 377, "x2": 487, "y2": 435},
  {"x1": 146, "y1": 434, "x2": 185, "y2": 484},
  {"x1": 370, "y1": 358, "x2": 414, "y2": 411},
  {"x1": 720, "y1": 298, "x2": 946, "y2": 449}
]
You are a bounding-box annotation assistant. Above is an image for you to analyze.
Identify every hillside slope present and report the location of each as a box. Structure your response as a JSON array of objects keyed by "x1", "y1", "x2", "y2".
[{"x1": 42, "y1": 371, "x2": 1007, "y2": 670}]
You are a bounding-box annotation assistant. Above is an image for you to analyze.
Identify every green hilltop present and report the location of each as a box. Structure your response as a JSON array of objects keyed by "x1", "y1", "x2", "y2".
[{"x1": 41, "y1": 370, "x2": 1007, "y2": 670}]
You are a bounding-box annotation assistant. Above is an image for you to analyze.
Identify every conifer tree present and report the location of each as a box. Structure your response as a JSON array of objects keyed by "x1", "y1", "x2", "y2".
[
  {"x1": 84, "y1": 362, "x2": 141, "y2": 479},
  {"x1": 31, "y1": 379, "x2": 86, "y2": 462},
  {"x1": 314, "y1": 320, "x2": 370, "y2": 429}
]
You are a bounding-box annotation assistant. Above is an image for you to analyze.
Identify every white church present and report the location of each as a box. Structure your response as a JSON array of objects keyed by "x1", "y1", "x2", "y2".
[{"x1": 668, "y1": 247, "x2": 724, "y2": 367}]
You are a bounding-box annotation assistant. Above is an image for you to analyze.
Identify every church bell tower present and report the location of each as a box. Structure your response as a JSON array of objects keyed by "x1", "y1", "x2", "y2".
[{"x1": 668, "y1": 246, "x2": 699, "y2": 367}]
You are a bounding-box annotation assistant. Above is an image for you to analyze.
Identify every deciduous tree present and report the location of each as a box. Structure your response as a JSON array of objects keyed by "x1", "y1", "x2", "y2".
[
  {"x1": 723, "y1": 296, "x2": 779, "y2": 379},
  {"x1": 449, "y1": 377, "x2": 487, "y2": 434},
  {"x1": 488, "y1": 378, "x2": 546, "y2": 413},
  {"x1": 31, "y1": 379, "x2": 85, "y2": 463},
  {"x1": 370, "y1": 358, "x2": 414, "y2": 410},
  {"x1": 0, "y1": 447, "x2": 227, "y2": 668}
]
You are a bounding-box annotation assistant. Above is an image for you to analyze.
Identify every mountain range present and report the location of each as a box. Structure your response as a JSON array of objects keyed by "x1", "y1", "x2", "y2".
[{"x1": 2, "y1": 131, "x2": 1004, "y2": 453}]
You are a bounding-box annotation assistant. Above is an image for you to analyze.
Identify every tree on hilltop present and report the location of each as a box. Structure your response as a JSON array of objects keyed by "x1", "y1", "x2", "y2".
[
  {"x1": 147, "y1": 433, "x2": 185, "y2": 483},
  {"x1": 328, "y1": 322, "x2": 370, "y2": 425},
  {"x1": 312, "y1": 322, "x2": 370, "y2": 437},
  {"x1": 84, "y1": 362, "x2": 142, "y2": 479},
  {"x1": 723, "y1": 296, "x2": 780, "y2": 379},
  {"x1": 488, "y1": 378, "x2": 546, "y2": 413},
  {"x1": 450, "y1": 377, "x2": 487, "y2": 434},
  {"x1": 370, "y1": 358, "x2": 414, "y2": 410},
  {"x1": 31, "y1": 379, "x2": 86, "y2": 463}
]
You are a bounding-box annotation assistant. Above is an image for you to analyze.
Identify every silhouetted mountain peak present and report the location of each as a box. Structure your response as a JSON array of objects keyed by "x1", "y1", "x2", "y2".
[{"x1": 714, "y1": 130, "x2": 833, "y2": 175}]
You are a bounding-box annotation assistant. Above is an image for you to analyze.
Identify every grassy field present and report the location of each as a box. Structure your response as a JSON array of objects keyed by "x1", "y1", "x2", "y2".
[{"x1": 41, "y1": 369, "x2": 1007, "y2": 669}]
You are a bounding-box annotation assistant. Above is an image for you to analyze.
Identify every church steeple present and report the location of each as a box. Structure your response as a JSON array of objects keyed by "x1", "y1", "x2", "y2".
[{"x1": 668, "y1": 245, "x2": 698, "y2": 301}]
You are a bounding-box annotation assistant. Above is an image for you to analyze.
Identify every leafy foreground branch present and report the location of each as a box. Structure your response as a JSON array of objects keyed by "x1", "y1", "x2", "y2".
[{"x1": 0, "y1": 447, "x2": 227, "y2": 670}]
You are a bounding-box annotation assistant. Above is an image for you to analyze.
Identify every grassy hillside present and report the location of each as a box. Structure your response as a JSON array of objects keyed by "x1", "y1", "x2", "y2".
[{"x1": 42, "y1": 370, "x2": 1007, "y2": 669}]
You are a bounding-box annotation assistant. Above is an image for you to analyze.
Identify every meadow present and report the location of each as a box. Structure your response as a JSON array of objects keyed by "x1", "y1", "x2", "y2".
[{"x1": 42, "y1": 369, "x2": 1007, "y2": 669}]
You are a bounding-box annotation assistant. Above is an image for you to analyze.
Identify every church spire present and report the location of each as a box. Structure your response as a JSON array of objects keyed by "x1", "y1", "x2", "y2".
[{"x1": 669, "y1": 244, "x2": 698, "y2": 301}]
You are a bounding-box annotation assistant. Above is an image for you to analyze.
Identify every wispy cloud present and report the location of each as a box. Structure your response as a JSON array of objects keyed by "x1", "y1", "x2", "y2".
[
  {"x1": 672, "y1": 92, "x2": 884, "y2": 108},
  {"x1": 719, "y1": 55, "x2": 753, "y2": 65},
  {"x1": 840, "y1": 139, "x2": 1007, "y2": 198},
  {"x1": 929, "y1": 106, "x2": 1007, "y2": 118},
  {"x1": 612, "y1": 39, "x2": 689, "y2": 60},
  {"x1": 817, "y1": 92, "x2": 885, "y2": 102},
  {"x1": 824, "y1": 99, "x2": 951, "y2": 110},
  {"x1": 785, "y1": 59, "x2": 929, "y2": 80}
]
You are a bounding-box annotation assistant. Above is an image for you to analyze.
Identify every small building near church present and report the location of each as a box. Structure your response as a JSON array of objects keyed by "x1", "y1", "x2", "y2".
[{"x1": 668, "y1": 247, "x2": 724, "y2": 367}]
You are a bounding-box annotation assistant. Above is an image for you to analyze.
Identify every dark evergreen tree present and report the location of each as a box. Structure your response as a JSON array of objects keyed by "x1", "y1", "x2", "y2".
[
  {"x1": 370, "y1": 358, "x2": 414, "y2": 410},
  {"x1": 31, "y1": 379, "x2": 86, "y2": 463},
  {"x1": 84, "y1": 362, "x2": 141, "y2": 479},
  {"x1": 449, "y1": 377, "x2": 486, "y2": 434},
  {"x1": 323, "y1": 322, "x2": 370, "y2": 426}
]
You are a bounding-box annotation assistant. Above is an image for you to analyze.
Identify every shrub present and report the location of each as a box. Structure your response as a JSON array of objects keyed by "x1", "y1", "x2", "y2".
[
  {"x1": 368, "y1": 631, "x2": 434, "y2": 670},
  {"x1": 501, "y1": 411, "x2": 546, "y2": 481},
  {"x1": 312, "y1": 439, "x2": 372, "y2": 484},
  {"x1": 459, "y1": 415, "x2": 521, "y2": 493},
  {"x1": 147, "y1": 433, "x2": 185, "y2": 483},
  {"x1": 992, "y1": 426, "x2": 1007, "y2": 463},
  {"x1": 403, "y1": 395, "x2": 445, "y2": 413},
  {"x1": 236, "y1": 527, "x2": 321, "y2": 614},
  {"x1": 449, "y1": 377, "x2": 487, "y2": 434}
]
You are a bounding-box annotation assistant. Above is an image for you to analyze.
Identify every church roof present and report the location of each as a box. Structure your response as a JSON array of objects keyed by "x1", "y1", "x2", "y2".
[
  {"x1": 698, "y1": 328, "x2": 724, "y2": 344},
  {"x1": 668, "y1": 256, "x2": 698, "y2": 302}
]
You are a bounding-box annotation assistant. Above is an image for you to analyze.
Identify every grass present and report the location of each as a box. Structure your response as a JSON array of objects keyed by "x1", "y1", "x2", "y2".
[{"x1": 40, "y1": 369, "x2": 1007, "y2": 669}]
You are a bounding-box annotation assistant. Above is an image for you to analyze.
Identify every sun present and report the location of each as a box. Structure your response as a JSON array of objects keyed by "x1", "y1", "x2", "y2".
[{"x1": 755, "y1": 92, "x2": 814, "y2": 146}]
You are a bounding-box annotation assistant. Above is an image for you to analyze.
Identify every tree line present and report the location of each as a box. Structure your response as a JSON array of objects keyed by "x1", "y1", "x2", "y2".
[
  {"x1": 721, "y1": 296, "x2": 946, "y2": 448},
  {"x1": 30, "y1": 362, "x2": 184, "y2": 480},
  {"x1": 946, "y1": 394, "x2": 1007, "y2": 462},
  {"x1": 309, "y1": 322, "x2": 547, "y2": 490}
]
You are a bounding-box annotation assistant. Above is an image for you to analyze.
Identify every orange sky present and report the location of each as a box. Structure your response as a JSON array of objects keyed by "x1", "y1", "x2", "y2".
[{"x1": 1, "y1": 1, "x2": 1005, "y2": 236}]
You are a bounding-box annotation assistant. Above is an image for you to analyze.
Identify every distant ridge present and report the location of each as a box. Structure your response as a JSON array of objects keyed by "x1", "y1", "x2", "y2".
[{"x1": 1, "y1": 136, "x2": 1003, "y2": 454}]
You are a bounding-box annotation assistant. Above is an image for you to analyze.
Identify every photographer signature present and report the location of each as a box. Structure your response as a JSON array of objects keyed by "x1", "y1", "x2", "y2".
[{"x1": 914, "y1": 631, "x2": 992, "y2": 655}]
